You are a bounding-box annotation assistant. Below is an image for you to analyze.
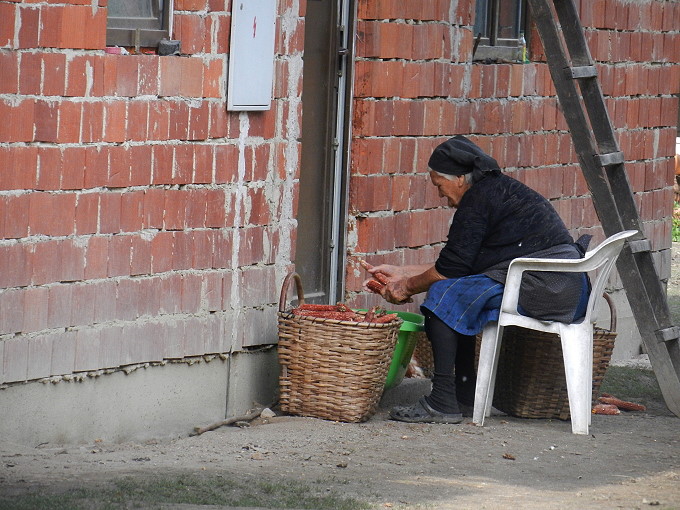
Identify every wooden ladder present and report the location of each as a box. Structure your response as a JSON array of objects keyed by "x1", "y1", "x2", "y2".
[{"x1": 526, "y1": 0, "x2": 680, "y2": 416}]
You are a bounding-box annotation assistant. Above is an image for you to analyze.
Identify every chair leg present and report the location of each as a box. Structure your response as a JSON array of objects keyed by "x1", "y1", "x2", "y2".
[
  {"x1": 473, "y1": 322, "x2": 503, "y2": 426},
  {"x1": 559, "y1": 325, "x2": 593, "y2": 435}
]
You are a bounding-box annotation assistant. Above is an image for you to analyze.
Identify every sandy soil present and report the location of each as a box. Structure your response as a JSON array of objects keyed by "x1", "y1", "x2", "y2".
[
  {"x1": 0, "y1": 385, "x2": 678, "y2": 509},
  {"x1": 1, "y1": 250, "x2": 680, "y2": 509}
]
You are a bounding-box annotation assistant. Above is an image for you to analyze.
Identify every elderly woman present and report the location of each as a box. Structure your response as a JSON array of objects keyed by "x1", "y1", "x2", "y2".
[{"x1": 365, "y1": 135, "x2": 590, "y2": 423}]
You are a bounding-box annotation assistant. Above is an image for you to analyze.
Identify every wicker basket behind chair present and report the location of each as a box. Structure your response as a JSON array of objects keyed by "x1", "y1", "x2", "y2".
[
  {"x1": 277, "y1": 272, "x2": 402, "y2": 423},
  {"x1": 413, "y1": 294, "x2": 618, "y2": 420},
  {"x1": 487, "y1": 293, "x2": 618, "y2": 420}
]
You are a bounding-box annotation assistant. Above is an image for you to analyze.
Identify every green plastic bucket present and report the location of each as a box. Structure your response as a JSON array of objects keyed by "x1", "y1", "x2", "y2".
[{"x1": 384, "y1": 311, "x2": 425, "y2": 389}]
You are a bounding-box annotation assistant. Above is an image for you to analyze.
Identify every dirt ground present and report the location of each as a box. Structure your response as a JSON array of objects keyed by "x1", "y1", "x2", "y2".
[{"x1": 1, "y1": 250, "x2": 680, "y2": 509}]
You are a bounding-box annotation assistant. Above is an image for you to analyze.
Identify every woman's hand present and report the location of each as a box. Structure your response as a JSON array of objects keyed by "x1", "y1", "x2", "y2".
[
  {"x1": 362, "y1": 263, "x2": 413, "y2": 304},
  {"x1": 382, "y1": 279, "x2": 413, "y2": 305}
]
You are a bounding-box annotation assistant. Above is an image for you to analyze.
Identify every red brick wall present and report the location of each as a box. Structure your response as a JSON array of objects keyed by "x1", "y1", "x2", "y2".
[
  {"x1": 346, "y1": 0, "x2": 679, "y2": 311},
  {"x1": 0, "y1": 0, "x2": 304, "y2": 384},
  {"x1": 1, "y1": 0, "x2": 678, "y2": 385}
]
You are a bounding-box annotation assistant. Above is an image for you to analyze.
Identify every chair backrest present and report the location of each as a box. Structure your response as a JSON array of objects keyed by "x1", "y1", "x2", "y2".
[
  {"x1": 581, "y1": 230, "x2": 637, "y2": 324},
  {"x1": 501, "y1": 230, "x2": 637, "y2": 324}
]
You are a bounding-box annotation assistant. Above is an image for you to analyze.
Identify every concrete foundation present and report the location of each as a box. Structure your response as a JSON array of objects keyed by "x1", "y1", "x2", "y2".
[{"x1": 0, "y1": 348, "x2": 279, "y2": 447}]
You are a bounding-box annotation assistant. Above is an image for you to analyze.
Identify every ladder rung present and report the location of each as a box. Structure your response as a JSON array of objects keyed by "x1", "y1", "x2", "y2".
[
  {"x1": 656, "y1": 326, "x2": 680, "y2": 343},
  {"x1": 567, "y1": 65, "x2": 598, "y2": 79},
  {"x1": 595, "y1": 151, "x2": 625, "y2": 167},
  {"x1": 628, "y1": 239, "x2": 651, "y2": 253}
]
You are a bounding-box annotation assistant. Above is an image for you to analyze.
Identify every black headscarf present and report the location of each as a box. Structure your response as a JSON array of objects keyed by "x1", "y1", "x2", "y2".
[{"x1": 428, "y1": 135, "x2": 501, "y2": 183}]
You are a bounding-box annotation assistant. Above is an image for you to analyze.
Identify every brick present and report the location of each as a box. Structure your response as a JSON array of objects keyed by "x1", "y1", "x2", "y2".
[
  {"x1": 65, "y1": 55, "x2": 90, "y2": 97},
  {"x1": 50, "y1": 330, "x2": 76, "y2": 376},
  {"x1": 185, "y1": 189, "x2": 207, "y2": 228},
  {"x1": 115, "y1": 278, "x2": 139, "y2": 321},
  {"x1": 168, "y1": 101, "x2": 190, "y2": 140},
  {"x1": 180, "y1": 273, "x2": 202, "y2": 313},
  {"x1": 150, "y1": 231, "x2": 174, "y2": 273},
  {"x1": 159, "y1": 274, "x2": 183, "y2": 314},
  {"x1": 28, "y1": 192, "x2": 76, "y2": 237},
  {"x1": 120, "y1": 191, "x2": 145, "y2": 232},
  {"x1": 56, "y1": 100, "x2": 81, "y2": 143},
  {"x1": 237, "y1": 226, "x2": 266, "y2": 266},
  {"x1": 108, "y1": 234, "x2": 132, "y2": 277},
  {"x1": 103, "y1": 100, "x2": 127, "y2": 142},
  {"x1": 202, "y1": 271, "x2": 223, "y2": 311},
  {"x1": 159, "y1": 57, "x2": 183, "y2": 97},
  {"x1": 130, "y1": 236, "x2": 152, "y2": 276},
  {"x1": 35, "y1": 146, "x2": 62, "y2": 190},
  {"x1": 238, "y1": 307, "x2": 276, "y2": 348},
  {"x1": 173, "y1": 144, "x2": 194, "y2": 184},
  {"x1": 74, "y1": 328, "x2": 101, "y2": 372},
  {"x1": 174, "y1": 13, "x2": 206, "y2": 55},
  {"x1": 238, "y1": 265, "x2": 276, "y2": 307},
  {"x1": 3, "y1": 337, "x2": 29, "y2": 383},
  {"x1": 0, "y1": 288, "x2": 25, "y2": 336},
  {"x1": 93, "y1": 280, "x2": 117, "y2": 322},
  {"x1": 203, "y1": 57, "x2": 224, "y2": 97},
  {"x1": 99, "y1": 192, "x2": 122, "y2": 234},
  {"x1": 59, "y1": 239, "x2": 86, "y2": 282},
  {"x1": 183, "y1": 317, "x2": 206, "y2": 356},
  {"x1": 164, "y1": 189, "x2": 188, "y2": 230},
  {"x1": 189, "y1": 102, "x2": 210, "y2": 140},
  {"x1": 137, "y1": 54, "x2": 159, "y2": 95},
  {"x1": 205, "y1": 189, "x2": 226, "y2": 227},
  {"x1": 124, "y1": 144, "x2": 153, "y2": 185},
  {"x1": 0, "y1": 3, "x2": 16, "y2": 48},
  {"x1": 1, "y1": 194, "x2": 30, "y2": 239},
  {"x1": 214, "y1": 144, "x2": 239, "y2": 183},
  {"x1": 81, "y1": 101, "x2": 105, "y2": 142},
  {"x1": 22, "y1": 286, "x2": 49, "y2": 334},
  {"x1": 212, "y1": 230, "x2": 233, "y2": 268},
  {"x1": 42, "y1": 52, "x2": 67, "y2": 96},
  {"x1": 172, "y1": 231, "x2": 193, "y2": 270},
  {"x1": 30, "y1": 240, "x2": 60, "y2": 285},
  {"x1": 70, "y1": 283, "x2": 96, "y2": 327},
  {"x1": 355, "y1": 215, "x2": 396, "y2": 253},
  {"x1": 163, "y1": 320, "x2": 186, "y2": 359},
  {"x1": 47, "y1": 284, "x2": 72, "y2": 329},
  {"x1": 84, "y1": 236, "x2": 109, "y2": 280},
  {"x1": 0, "y1": 98, "x2": 33, "y2": 142},
  {"x1": 192, "y1": 230, "x2": 214, "y2": 269},
  {"x1": 148, "y1": 100, "x2": 171, "y2": 141},
  {"x1": 61, "y1": 147, "x2": 86, "y2": 190},
  {"x1": 33, "y1": 99, "x2": 59, "y2": 142},
  {"x1": 18, "y1": 52, "x2": 41, "y2": 95},
  {"x1": 137, "y1": 277, "x2": 160, "y2": 317},
  {"x1": 152, "y1": 144, "x2": 174, "y2": 184},
  {"x1": 75, "y1": 192, "x2": 99, "y2": 235},
  {"x1": 99, "y1": 325, "x2": 123, "y2": 369},
  {"x1": 0, "y1": 51, "x2": 19, "y2": 94},
  {"x1": 18, "y1": 5, "x2": 40, "y2": 49}
]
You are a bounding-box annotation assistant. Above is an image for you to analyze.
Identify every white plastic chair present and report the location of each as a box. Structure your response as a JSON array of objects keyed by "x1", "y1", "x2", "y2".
[{"x1": 472, "y1": 230, "x2": 637, "y2": 434}]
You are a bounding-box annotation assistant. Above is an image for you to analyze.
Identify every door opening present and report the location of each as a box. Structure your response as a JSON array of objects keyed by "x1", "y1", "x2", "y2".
[{"x1": 295, "y1": 0, "x2": 353, "y2": 303}]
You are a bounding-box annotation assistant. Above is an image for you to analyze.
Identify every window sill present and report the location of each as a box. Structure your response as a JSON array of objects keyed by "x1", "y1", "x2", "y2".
[{"x1": 473, "y1": 45, "x2": 526, "y2": 64}]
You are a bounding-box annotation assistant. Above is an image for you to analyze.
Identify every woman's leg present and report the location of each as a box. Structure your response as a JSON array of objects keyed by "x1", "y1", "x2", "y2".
[
  {"x1": 424, "y1": 311, "x2": 465, "y2": 414},
  {"x1": 455, "y1": 334, "x2": 477, "y2": 407}
]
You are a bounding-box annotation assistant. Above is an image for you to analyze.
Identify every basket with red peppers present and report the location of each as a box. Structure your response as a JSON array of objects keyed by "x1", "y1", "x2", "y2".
[
  {"x1": 290, "y1": 303, "x2": 398, "y2": 324},
  {"x1": 277, "y1": 271, "x2": 402, "y2": 423}
]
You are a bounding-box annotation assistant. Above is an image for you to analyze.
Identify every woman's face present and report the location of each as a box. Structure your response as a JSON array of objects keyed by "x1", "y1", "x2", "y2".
[{"x1": 429, "y1": 170, "x2": 470, "y2": 208}]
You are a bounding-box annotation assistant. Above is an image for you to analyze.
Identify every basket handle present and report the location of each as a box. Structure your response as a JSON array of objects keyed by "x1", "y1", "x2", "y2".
[
  {"x1": 279, "y1": 271, "x2": 305, "y2": 312},
  {"x1": 602, "y1": 292, "x2": 617, "y2": 332}
]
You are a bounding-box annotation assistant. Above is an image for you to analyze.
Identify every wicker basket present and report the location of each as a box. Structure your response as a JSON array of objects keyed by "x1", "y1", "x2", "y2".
[
  {"x1": 488, "y1": 293, "x2": 618, "y2": 420},
  {"x1": 277, "y1": 272, "x2": 402, "y2": 423}
]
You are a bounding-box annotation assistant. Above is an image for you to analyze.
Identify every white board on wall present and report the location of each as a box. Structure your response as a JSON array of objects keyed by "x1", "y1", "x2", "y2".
[{"x1": 227, "y1": 0, "x2": 277, "y2": 111}]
